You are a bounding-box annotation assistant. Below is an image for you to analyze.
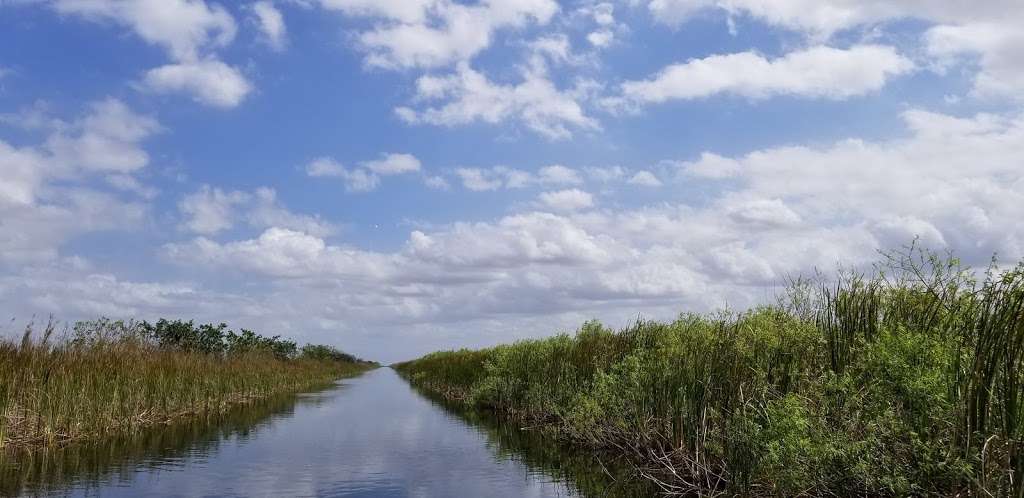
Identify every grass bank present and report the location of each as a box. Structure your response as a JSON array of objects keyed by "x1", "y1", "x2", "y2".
[
  {"x1": 1, "y1": 318, "x2": 376, "y2": 450},
  {"x1": 395, "y1": 246, "x2": 1024, "y2": 497}
]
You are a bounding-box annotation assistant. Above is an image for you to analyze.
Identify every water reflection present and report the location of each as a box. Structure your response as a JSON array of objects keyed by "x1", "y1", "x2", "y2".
[
  {"x1": 1, "y1": 387, "x2": 324, "y2": 496},
  {"x1": 416, "y1": 391, "x2": 656, "y2": 498},
  {"x1": 1, "y1": 369, "x2": 652, "y2": 497}
]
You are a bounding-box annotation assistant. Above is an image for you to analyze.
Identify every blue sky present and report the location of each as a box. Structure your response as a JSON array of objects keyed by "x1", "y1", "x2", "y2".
[{"x1": 2, "y1": 0, "x2": 1023, "y2": 362}]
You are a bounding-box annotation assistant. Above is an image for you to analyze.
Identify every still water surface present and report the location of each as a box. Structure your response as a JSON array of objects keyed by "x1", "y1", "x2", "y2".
[{"x1": 2, "y1": 368, "x2": 648, "y2": 497}]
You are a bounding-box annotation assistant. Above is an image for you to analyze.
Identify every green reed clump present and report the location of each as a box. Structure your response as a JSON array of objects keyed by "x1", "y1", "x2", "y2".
[
  {"x1": 395, "y1": 245, "x2": 1024, "y2": 497},
  {"x1": 0, "y1": 317, "x2": 376, "y2": 450}
]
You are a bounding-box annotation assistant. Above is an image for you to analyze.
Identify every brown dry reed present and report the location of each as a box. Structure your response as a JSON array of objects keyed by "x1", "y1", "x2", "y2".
[{"x1": 1, "y1": 318, "x2": 375, "y2": 450}]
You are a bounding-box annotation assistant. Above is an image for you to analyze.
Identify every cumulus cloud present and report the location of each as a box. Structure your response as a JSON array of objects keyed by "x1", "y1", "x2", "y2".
[
  {"x1": 537, "y1": 189, "x2": 595, "y2": 212},
  {"x1": 306, "y1": 154, "x2": 421, "y2": 192},
  {"x1": 453, "y1": 165, "x2": 585, "y2": 191},
  {"x1": 643, "y1": 0, "x2": 1024, "y2": 102},
  {"x1": 587, "y1": 29, "x2": 614, "y2": 48},
  {"x1": 537, "y1": 164, "x2": 583, "y2": 185},
  {"x1": 672, "y1": 108, "x2": 1024, "y2": 261},
  {"x1": 51, "y1": 0, "x2": 252, "y2": 108},
  {"x1": 607, "y1": 45, "x2": 912, "y2": 109},
  {"x1": 178, "y1": 185, "x2": 250, "y2": 234},
  {"x1": 0, "y1": 261, "x2": 200, "y2": 320},
  {"x1": 528, "y1": 34, "x2": 581, "y2": 66},
  {"x1": 585, "y1": 165, "x2": 627, "y2": 183},
  {"x1": 627, "y1": 170, "x2": 663, "y2": 187},
  {"x1": 141, "y1": 60, "x2": 252, "y2": 108},
  {"x1": 51, "y1": 0, "x2": 237, "y2": 61},
  {"x1": 1, "y1": 98, "x2": 158, "y2": 207},
  {"x1": 675, "y1": 152, "x2": 743, "y2": 179},
  {"x1": 319, "y1": 0, "x2": 559, "y2": 69},
  {"x1": 179, "y1": 185, "x2": 337, "y2": 236},
  {"x1": 0, "y1": 99, "x2": 158, "y2": 265},
  {"x1": 305, "y1": 157, "x2": 379, "y2": 192},
  {"x1": 925, "y1": 23, "x2": 1024, "y2": 101},
  {"x1": 251, "y1": 1, "x2": 287, "y2": 51},
  {"x1": 455, "y1": 167, "x2": 511, "y2": 191},
  {"x1": 424, "y1": 175, "x2": 451, "y2": 190},
  {"x1": 396, "y1": 62, "x2": 599, "y2": 140},
  {"x1": 362, "y1": 153, "x2": 421, "y2": 175}
]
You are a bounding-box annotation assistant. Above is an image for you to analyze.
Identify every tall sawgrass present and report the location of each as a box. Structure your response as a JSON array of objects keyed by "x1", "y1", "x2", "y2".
[
  {"x1": 395, "y1": 245, "x2": 1024, "y2": 496},
  {"x1": 1, "y1": 318, "x2": 375, "y2": 450}
]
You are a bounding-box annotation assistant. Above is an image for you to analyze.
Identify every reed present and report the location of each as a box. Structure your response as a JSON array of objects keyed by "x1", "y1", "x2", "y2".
[
  {"x1": 0, "y1": 318, "x2": 376, "y2": 450},
  {"x1": 395, "y1": 245, "x2": 1024, "y2": 496}
]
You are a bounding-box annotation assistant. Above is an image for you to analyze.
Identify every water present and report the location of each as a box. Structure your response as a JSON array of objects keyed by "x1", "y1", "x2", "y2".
[{"x1": 1, "y1": 368, "x2": 649, "y2": 497}]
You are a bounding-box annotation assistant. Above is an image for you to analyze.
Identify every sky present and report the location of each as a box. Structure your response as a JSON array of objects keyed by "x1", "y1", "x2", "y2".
[{"x1": 1, "y1": 0, "x2": 1023, "y2": 363}]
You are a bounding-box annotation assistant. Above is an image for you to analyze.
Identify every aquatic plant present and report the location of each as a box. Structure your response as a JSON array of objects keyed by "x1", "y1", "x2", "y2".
[
  {"x1": 0, "y1": 318, "x2": 376, "y2": 450},
  {"x1": 395, "y1": 245, "x2": 1024, "y2": 497}
]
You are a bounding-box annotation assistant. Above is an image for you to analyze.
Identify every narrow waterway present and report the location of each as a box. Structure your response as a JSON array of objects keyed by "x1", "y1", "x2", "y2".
[{"x1": 2, "y1": 368, "x2": 648, "y2": 497}]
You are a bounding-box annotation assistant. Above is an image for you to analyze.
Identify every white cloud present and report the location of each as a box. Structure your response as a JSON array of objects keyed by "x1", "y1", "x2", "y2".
[
  {"x1": 669, "y1": 108, "x2": 1024, "y2": 261},
  {"x1": 0, "y1": 140, "x2": 48, "y2": 207},
  {"x1": 142, "y1": 60, "x2": 252, "y2": 108},
  {"x1": 627, "y1": 170, "x2": 662, "y2": 187},
  {"x1": 317, "y1": 0, "x2": 437, "y2": 24},
  {"x1": 590, "y1": 2, "x2": 615, "y2": 26},
  {"x1": 1, "y1": 189, "x2": 148, "y2": 265},
  {"x1": 248, "y1": 187, "x2": 337, "y2": 237},
  {"x1": 0, "y1": 98, "x2": 158, "y2": 227},
  {"x1": 587, "y1": 29, "x2": 614, "y2": 48},
  {"x1": 537, "y1": 164, "x2": 583, "y2": 185},
  {"x1": 305, "y1": 157, "x2": 346, "y2": 177},
  {"x1": 164, "y1": 227, "x2": 396, "y2": 279},
  {"x1": 528, "y1": 34, "x2": 578, "y2": 65},
  {"x1": 306, "y1": 154, "x2": 421, "y2": 192},
  {"x1": 609, "y1": 45, "x2": 912, "y2": 108},
  {"x1": 453, "y1": 165, "x2": 583, "y2": 191},
  {"x1": 51, "y1": 0, "x2": 252, "y2": 108},
  {"x1": 676, "y1": 152, "x2": 743, "y2": 179},
  {"x1": 179, "y1": 185, "x2": 250, "y2": 234},
  {"x1": 646, "y1": 1, "x2": 1024, "y2": 38},
  {"x1": 925, "y1": 23, "x2": 1024, "y2": 101},
  {"x1": 397, "y1": 62, "x2": 599, "y2": 140},
  {"x1": 455, "y1": 167, "x2": 507, "y2": 191},
  {"x1": 251, "y1": 1, "x2": 288, "y2": 51},
  {"x1": 178, "y1": 185, "x2": 337, "y2": 236},
  {"x1": 537, "y1": 189, "x2": 594, "y2": 212},
  {"x1": 337, "y1": 168, "x2": 380, "y2": 192},
  {"x1": 46, "y1": 98, "x2": 162, "y2": 174},
  {"x1": 306, "y1": 157, "x2": 379, "y2": 192},
  {"x1": 585, "y1": 165, "x2": 626, "y2": 182},
  {"x1": 362, "y1": 152, "x2": 421, "y2": 175},
  {"x1": 424, "y1": 175, "x2": 451, "y2": 190},
  {"x1": 725, "y1": 197, "x2": 802, "y2": 227},
  {"x1": 52, "y1": 0, "x2": 237, "y2": 62},
  {"x1": 322, "y1": 0, "x2": 559, "y2": 69},
  {"x1": 643, "y1": 1, "x2": 1024, "y2": 102}
]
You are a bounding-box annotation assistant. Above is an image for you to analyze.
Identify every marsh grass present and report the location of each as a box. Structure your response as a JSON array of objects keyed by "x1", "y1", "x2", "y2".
[
  {"x1": 0, "y1": 318, "x2": 375, "y2": 451},
  {"x1": 395, "y1": 245, "x2": 1024, "y2": 496},
  {"x1": 1, "y1": 386, "x2": 315, "y2": 496}
]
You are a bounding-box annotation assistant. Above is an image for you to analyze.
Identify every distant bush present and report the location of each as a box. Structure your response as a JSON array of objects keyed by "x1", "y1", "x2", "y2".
[{"x1": 67, "y1": 318, "x2": 374, "y2": 364}]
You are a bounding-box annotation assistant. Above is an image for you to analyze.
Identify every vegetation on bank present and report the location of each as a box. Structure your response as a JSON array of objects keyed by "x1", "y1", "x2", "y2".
[
  {"x1": 395, "y1": 246, "x2": 1024, "y2": 497},
  {"x1": 1, "y1": 318, "x2": 376, "y2": 450}
]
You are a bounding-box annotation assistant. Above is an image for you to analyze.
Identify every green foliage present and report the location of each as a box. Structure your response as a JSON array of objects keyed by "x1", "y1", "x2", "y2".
[{"x1": 395, "y1": 246, "x2": 1024, "y2": 497}]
